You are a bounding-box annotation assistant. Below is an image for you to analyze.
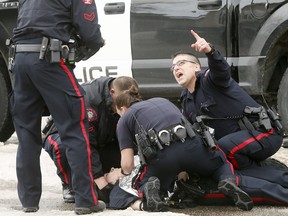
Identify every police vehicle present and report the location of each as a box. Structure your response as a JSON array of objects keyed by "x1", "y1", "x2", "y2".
[{"x1": 0, "y1": 0, "x2": 288, "y2": 142}]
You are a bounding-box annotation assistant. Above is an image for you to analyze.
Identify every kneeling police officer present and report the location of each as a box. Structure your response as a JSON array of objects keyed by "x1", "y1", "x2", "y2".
[{"x1": 42, "y1": 76, "x2": 139, "y2": 204}]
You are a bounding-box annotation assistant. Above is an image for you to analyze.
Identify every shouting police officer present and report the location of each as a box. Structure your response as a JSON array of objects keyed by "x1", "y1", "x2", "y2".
[
  {"x1": 172, "y1": 30, "x2": 283, "y2": 170},
  {"x1": 10, "y1": 0, "x2": 104, "y2": 214}
]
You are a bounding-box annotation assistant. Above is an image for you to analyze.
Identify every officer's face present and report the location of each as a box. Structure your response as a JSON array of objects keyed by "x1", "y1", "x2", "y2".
[{"x1": 172, "y1": 54, "x2": 200, "y2": 92}]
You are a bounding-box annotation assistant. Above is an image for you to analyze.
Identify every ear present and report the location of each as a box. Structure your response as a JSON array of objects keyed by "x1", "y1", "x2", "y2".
[
  {"x1": 195, "y1": 63, "x2": 201, "y2": 72},
  {"x1": 117, "y1": 106, "x2": 127, "y2": 116},
  {"x1": 110, "y1": 88, "x2": 115, "y2": 96}
]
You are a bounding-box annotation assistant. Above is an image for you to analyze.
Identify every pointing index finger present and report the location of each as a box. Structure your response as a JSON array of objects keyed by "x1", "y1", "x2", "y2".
[{"x1": 191, "y1": 30, "x2": 201, "y2": 41}]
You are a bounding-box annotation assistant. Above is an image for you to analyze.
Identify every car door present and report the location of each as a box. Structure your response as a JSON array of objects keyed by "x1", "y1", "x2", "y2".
[
  {"x1": 130, "y1": 0, "x2": 228, "y2": 98},
  {"x1": 74, "y1": 0, "x2": 132, "y2": 84}
]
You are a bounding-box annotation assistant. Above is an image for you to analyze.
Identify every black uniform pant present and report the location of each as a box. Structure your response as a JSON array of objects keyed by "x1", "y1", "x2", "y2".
[
  {"x1": 194, "y1": 165, "x2": 288, "y2": 205},
  {"x1": 44, "y1": 133, "x2": 72, "y2": 185},
  {"x1": 217, "y1": 128, "x2": 282, "y2": 169},
  {"x1": 108, "y1": 184, "x2": 139, "y2": 209},
  {"x1": 139, "y1": 136, "x2": 237, "y2": 192},
  {"x1": 43, "y1": 132, "x2": 121, "y2": 184},
  {"x1": 10, "y1": 39, "x2": 98, "y2": 208},
  {"x1": 238, "y1": 167, "x2": 288, "y2": 205}
]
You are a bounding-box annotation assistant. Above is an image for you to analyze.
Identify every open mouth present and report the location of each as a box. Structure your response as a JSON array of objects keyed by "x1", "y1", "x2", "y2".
[{"x1": 176, "y1": 71, "x2": 183, "y2": 79}]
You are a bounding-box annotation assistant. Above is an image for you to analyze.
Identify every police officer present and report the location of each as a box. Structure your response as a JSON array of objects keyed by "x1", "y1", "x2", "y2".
[
  {"x1": 43, "y1": 76, "x2": 139, "y2": 203},
  {"x1": 115, "y1": 82, "x2": 254, "y2": 211},
  {"x1": 10, "y1": 0, "x2": 104, "y2": 214},
  {"x1": 171, "y1": 30, "x2": 283, "y2": 169}
]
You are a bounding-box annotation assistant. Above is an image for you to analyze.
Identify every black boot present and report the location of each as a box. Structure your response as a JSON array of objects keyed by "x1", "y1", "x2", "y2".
[
  {"x1": 218, "y1": 179, "x2": 253, "y2": 211},
  {"x1": 22, "y1": 206, "x2": 39, "y2": 213},
  {"x1": 74, "y1": 200, "x2": 106, "y2": 215},
  {"x1": 143, "y1": 177, "x2": 169, "y2": 212}
]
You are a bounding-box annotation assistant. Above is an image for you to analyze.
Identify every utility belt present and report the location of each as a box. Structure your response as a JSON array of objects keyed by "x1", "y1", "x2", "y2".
[
  {"x1": 238, "y1": 106, "x2": 284, "y2": 135},
  {"x1": 157, "y1": 124, "x2": 188, "y2": 146},
  {"x1": 157, "y1": 115, "x2": 197, "y2": 146},
  {"x1": 6, "y1": 37, "x2": 76, "y2": 70},
  {"x1": 135, "y1": 116, "x2": 196, "y2": 166}
]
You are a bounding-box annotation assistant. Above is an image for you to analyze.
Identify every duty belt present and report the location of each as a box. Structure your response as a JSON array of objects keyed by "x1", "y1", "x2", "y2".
[
  {"x1": 157, "y1": 116, "x2": 196, "y2": 146},
  {"x1": 12, "y1": 37, "x2": 76, "y2": 64},
  {"x1": 158, "y1": 124, "x2": 187, "y2": 145},
  {"x1": 15, "y1": 44, "x2": 42, "y2": 53}
]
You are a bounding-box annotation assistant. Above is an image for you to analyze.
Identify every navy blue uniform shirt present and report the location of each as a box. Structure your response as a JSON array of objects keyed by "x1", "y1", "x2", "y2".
[
  {"x1": 117, "y1": 98, "x2": 182, "y2": 151},
  {"x1": 77, "y1": 77, "x2": 120, "y2": 178},
  {"x1": 82, "y1": 77, "x2": 119, "y2": 148},
  {"x1": 13, "y1": 0, "x2": 103, "y2": 50},
  {"x1": 181, "y1": 50, "x2": 260, "y2": 140}
]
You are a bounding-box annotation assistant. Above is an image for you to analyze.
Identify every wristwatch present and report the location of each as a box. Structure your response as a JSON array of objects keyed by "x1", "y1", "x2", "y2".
[
  {"x1": 121, "y1": 168, "x2": 131, "y2": 176},
  {"x1": 207, "y1": 43, "x2": 215, "y2": 55}
]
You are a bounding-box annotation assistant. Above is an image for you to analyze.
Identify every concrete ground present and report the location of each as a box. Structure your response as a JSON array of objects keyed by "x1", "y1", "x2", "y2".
[{"x1": 1, "y1": 131, "x2": 288, "y2": 216}]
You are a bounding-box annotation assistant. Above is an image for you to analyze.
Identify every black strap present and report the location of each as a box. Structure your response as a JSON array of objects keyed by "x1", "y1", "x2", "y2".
[
  {"x1": 15, "y1": 44, "x2": 42, "y2": 52},
  {"x1": 241, "y1": 116, "x2": 255, "y2": 131}
]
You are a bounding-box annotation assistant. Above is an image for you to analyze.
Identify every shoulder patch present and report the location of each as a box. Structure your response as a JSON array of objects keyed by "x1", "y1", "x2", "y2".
[
  {"x1": 84, "y1": 12, "x2": 96, "y2": 22},
  {"x1": 87, "y1": 107, "x2": 98, "y2": 122}
]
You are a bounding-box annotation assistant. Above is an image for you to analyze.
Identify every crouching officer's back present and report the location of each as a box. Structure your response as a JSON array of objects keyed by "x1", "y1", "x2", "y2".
[{"x1": 9, "y1": 0, "x2": 105, "y2": 214}]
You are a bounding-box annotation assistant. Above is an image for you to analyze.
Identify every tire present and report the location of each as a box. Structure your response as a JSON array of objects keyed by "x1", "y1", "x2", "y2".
[
  {"x1": 277, "y1": 67, "x2": 288, "y2": 134},
  {"x1": 0, "y1": 64, "x2": 14, "y2": 142}
]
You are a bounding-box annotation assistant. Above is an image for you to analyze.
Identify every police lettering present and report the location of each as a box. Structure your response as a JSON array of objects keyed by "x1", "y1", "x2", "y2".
[{"x1": 77, "y1": 66, "x2": 118, "y2": 83}]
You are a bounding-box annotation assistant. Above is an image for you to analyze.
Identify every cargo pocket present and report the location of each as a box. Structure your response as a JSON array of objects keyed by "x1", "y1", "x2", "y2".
[
  {"x1": 64, "y1": 93, "x2": 85, "y2": 120},
  {"x1": 64, "y1": 84, "x2": 86, "y2": 120}
]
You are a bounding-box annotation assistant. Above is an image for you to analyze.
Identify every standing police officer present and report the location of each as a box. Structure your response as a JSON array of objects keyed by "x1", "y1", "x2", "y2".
[
  {"x1": 172, "y1": 30, "x2": 283, "y2": 169},
  {"x1": 10, "y1": 0, "x2": 105, "y2": 214},
  {"x1": 43, "y1": 76, "x2": 139, "y2": 204}
]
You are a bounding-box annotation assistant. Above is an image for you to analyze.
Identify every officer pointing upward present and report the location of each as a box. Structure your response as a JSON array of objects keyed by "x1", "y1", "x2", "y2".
[{"x1": 172, "y1": 30, "x2": 283, "y2": 169}]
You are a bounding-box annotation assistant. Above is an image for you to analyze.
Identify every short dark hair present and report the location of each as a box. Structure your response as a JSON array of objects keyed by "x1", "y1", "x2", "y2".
[{"x1": 171, "y1": 51, "x2": 201, "y2": 67}]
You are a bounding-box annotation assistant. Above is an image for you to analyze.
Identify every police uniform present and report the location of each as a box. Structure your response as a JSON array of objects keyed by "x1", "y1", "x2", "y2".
[
  {"x1": 181, "y1": 50, "x2": 283, "y2": 169},
  {"x1": 82, "y1": 77, "x2": 121, "y2": 178},
  {"x1": 116, "y1": 98, "x2": 242, "y2": 196},
  {"x1": 43, "y1": 77, "x2": 121, "y2": 201},
  {"x1": 178, "y1": 163, "x2": 288, "y2": 207},
  {"x1": 11, "y1": 0, "x2": 103, "y2": 209}
]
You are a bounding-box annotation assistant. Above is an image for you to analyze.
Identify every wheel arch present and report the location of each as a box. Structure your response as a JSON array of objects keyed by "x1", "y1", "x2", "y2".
[
  {"x1": 0, "y1": 21, "x2": 14, "y2": 142},
  {"x1": 249, "y1": 3, "x2": 288, "y2": 95}
]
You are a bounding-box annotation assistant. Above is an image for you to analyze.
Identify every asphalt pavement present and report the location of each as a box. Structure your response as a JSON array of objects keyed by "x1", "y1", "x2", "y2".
[{"x1": 1, "y1": 132, "x2": 288, "y2": 216}]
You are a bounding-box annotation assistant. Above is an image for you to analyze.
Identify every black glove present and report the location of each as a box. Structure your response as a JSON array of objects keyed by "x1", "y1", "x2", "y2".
[{"x1": 75, "y1": 37, "x2": 105, "y2": 62}]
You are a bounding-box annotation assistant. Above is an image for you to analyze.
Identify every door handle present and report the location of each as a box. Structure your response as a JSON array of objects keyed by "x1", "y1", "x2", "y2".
[
  {"x1": 104, "y1": 2, "x2": 125, "y2": 14},
  {"x1": 198, "y1": 0, "x2": 222, "y2": 9}
]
